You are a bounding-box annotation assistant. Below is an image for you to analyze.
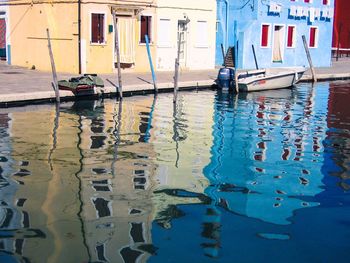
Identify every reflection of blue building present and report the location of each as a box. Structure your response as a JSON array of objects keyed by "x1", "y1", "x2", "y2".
[
  {"x1": 0, "y1": 114, "x2": 25, "y2": 262},
  {"x1": 216, "y1": 0, "x2": 334, "y2": 68},
  {"x1": 203, "y1": 87, "x2": 328, "y2": 225}
]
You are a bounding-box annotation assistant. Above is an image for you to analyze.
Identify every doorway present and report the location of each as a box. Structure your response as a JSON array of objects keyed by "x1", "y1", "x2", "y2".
[
  {"x1": 272, "y1": 25, "x2": 285, "y2": 63},
  {"x1": 177, "y1": 20, "x2": 188, "y2": 66},
  {"x1": 0, "y1": 18, "x2": 6, "y2": 60},
  {"x1": 115, "y1": 15, "x2": 135, "y2": 68}
]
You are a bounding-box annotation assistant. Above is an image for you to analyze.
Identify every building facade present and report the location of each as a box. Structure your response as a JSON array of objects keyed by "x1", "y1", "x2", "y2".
[
  {"x1": 156, "y1": 0, "x2": 216, "y2": 71},
  {"x1": 216, "y1": 0, "x2": 334, "y2": 69},
  {"x1": 332, "y1": 0, "x2": 350, "y2": 52},
  {"x1": 3, "y1": 0, "x2": 216, "y2": 74}
]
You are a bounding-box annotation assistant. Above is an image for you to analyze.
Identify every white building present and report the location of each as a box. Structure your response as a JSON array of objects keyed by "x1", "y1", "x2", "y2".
[{"x1": 156, "y1": 0, "x2": 217, "y2": 70}]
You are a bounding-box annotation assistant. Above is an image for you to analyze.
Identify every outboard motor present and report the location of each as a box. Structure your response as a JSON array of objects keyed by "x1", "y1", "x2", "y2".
[{"x1": 217, "y1": 68, "x2": 235, "y2": 89}]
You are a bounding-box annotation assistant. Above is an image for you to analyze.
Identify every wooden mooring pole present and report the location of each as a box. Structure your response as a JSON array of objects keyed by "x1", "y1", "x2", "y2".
[
  {"x1": 252, "y1": 44, "x2": 259, "y2": 70},
  {"x1": 112, "y1": 11, "x2": 123, "y2": 99},
  {"x1": 46, "y1": 28, "x2": 60, "y2": 103},
  {"x1": 302, "y1": 35, "x2": 317, "y2": 82},
  {"x1": 173, "y1": 32, "x2": 182, "y2": 103},
  {"x1": 145, "y1": 34, "x2": 158, "y2": 93}
]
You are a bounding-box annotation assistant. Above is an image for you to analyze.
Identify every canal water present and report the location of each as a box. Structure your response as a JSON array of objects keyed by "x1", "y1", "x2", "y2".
[{"x1": 0, "y1": 81, "x2": 350, "y2": 263}]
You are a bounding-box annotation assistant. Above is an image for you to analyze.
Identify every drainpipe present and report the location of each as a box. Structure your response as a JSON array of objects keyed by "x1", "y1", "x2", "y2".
[
  {"x1": 223, "y1": 0, "x2": 229, "y2": 51},
  {"x1": 78, "y1": 0, "x2": 82, "y2": 74}
]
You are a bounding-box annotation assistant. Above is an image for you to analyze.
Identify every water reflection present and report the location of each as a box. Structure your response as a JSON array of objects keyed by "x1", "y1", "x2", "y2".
[
  {"x1": 324, "y1": 82, "x2": 350, "y2": 190},
  {"x1": 0, "y1": 83, "x2": 349, "y2": 262},
  {"x1": 204, "y1": 87, "x2": 327, "y2": 225}
]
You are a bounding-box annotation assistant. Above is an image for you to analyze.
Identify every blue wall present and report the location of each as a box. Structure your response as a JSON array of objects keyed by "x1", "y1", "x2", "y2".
[{"x1": 216, "y1": 0, "x2": 334, "y2": 69}]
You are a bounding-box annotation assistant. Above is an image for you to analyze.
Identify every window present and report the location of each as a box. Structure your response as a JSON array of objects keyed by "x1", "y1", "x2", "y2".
[
  {"x1": 309, "y1": 27, "x2": 318, "y2": 48},
  {"x1": 158, "y1": 19, "x2": 171, "y2": 46},
  {"x1": 140, "y1": 15, "x2": 152, "y2": 43},
  {"x1": 92, "y1": 197, "x2": 111, "y2": 218},
  {"x1": 287, "y1": 25, "x2": 296, "y2": 48},
  {"x1": 196, "y1": 21, "x2": 209, "y2": 47},
  {"x1": 91, "y1": 13, "x2": 105, "y2": 44},
  {"x1": 261, "y1": 24, "x2": 270, "y2": 47}
]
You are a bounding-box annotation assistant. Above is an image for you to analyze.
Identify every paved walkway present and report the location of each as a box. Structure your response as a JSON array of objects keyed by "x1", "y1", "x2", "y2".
[{"x1": 0, "y1": 57, "x2": 350, "y2": 107}]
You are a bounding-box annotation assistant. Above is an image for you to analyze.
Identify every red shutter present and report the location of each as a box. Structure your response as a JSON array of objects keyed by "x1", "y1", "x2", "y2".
[
  {"x1": 140, "y1": 16, "x2": 147, "y2": 43},
  {"x1": 323, "y1": 0, "x2": 328, "y2": 4},
  {"x1": 287, "y1": 26, "x2": 294, "y2": 47},
  {"x1": 0, "y1": 19, "x2": 6, "y2": 49},
  {"x1": 91, "y1": 14, "x2": 98, "y2": 43},
  {"x1": 304, "y1": 0, "x2": 310, "y2": 3},
  {"x1": 140, "y1": 16, "x2": 152, "y2": 43},
  {"x1": 147, "y1": 16, "x2": 152, "y2": 42},
  {"x1": 261, "y1": 25, "x2": 269, "y2": 47},
  {"x1": 310, "y1": 27, "x2": 316, "y2": 47},
  {"x1": 91, "y1": 14, "x2": 104, "y2": 43},
  {"x1": 99, "y1": 14, "x2": 104, "y2": 43}
]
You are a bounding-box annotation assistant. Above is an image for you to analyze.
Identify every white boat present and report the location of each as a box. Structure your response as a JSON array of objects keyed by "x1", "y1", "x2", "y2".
[{"x1": 236, "y1": 67, "x2": 307, "y2": 92}]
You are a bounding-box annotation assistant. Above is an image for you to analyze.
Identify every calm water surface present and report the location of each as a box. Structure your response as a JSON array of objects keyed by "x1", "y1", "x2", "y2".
[{"x1": 0, "y1": 82, "x2": 350, "y2": 262}]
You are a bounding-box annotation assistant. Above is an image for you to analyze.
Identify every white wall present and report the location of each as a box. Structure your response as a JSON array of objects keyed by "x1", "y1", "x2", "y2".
[{"x1": 156, "y1": 0, "x2": 216, "y2": 70}]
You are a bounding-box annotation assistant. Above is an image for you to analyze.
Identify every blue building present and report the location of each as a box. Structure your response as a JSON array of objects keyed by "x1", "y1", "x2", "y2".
[{"x1": 216, "y1": 0, "x2": 334, "y2": 69}]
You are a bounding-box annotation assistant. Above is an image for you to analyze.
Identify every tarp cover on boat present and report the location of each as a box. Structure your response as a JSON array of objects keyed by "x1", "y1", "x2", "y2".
[{"x1": 58, "y1": 74, "x2": 104, "y2": 94}]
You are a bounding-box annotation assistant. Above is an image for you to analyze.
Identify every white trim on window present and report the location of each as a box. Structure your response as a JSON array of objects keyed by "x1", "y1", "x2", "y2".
[
  {"x1": 89, "y1": 11, "x2": 107, "y2": 46},
  {"x1": 139, "y1": 13, "x2": 154, "y2": 45}
]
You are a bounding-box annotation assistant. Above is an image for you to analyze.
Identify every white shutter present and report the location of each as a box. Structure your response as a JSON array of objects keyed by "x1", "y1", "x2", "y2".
[
  {"x1": 158, "y1": 19, "x2": 171, "y2": 47},
  {"x1": 196, "y1": 21, "x2": 208, "y2": 47}
]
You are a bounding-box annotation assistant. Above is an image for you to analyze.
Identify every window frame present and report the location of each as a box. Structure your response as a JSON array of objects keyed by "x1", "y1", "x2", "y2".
[
  {"x1": 90, "y1": 12, "x2": 107, "y2": 45},
  {"x1": 286, "y1": 25, "x2": 297, "y2": 48},
  {"x1": 260, "y1": 23, "x2": 271, "y2": 48},
  {"x1": 309, "y1": 26, "x2": 319, "y2": 48},
  {"x1": 139, "y1": 14, "x2": 153, "y2": 45}
]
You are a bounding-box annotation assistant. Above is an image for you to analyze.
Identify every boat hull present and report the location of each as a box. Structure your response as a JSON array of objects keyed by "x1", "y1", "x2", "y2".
[{"x1": 238, "y1": 67, "x2": 306, "y2": 92}]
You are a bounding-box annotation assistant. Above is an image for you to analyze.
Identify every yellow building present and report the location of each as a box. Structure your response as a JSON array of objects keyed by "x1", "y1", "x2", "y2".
[{"x1": 4, "y1": 0, "x2": 216, "y2": 73}]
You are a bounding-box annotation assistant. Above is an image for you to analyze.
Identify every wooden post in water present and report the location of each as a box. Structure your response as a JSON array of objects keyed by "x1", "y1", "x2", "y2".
[
  {"x1": 145, "y1": 35, "x2": 158, "y2": 93},
  {"x1": 221, "y1": 43, "x2": 226, "y2": 67},
  {"x1": 46, "y1": 28, "x2": 60, "y2": 103},
  {"x1": 336, "y1": 23, "x2": 343, "y2": 61},
  {"x1": 252, "y1": 44, "x2": 259, "y2": 70},
  {"x1": 173, "y1": 32, "x2": 182, "y2": 103},
  {"x1": 112, "y1": 11, "x2": 123, "y2": 99},
  {"x1": 302, "y1": 35, "x2": 317, "y2": 82}
]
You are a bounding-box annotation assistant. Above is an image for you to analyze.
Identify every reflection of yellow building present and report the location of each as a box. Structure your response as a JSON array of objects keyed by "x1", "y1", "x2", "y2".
[
  {"x1": 150, "y1": 93, "x2": 214, "y2": 225},
  {"x1": 9, "y1": 107, "x2": 86, "y2": 262},
  {"x1": 4, "y1": 92, "x2": 215, "y2": 261},
  {"x1": 7, "y1": 97, "x2": 161, "y2": 262},
  {"x1": 78, "y1": 98, "x2": 158, "y2": 262},
  {"x1": 5, "y1": 0, "x2": 216, "y2": 73}
]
